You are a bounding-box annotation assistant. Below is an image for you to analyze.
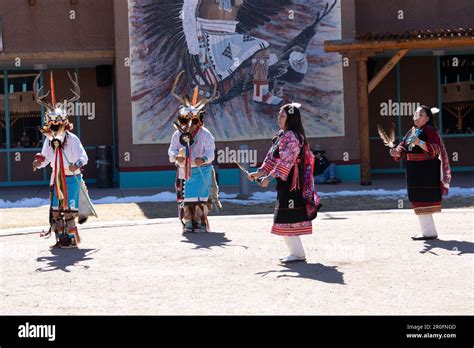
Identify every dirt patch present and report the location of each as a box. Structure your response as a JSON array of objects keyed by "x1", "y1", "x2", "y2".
[{"x1": 1, "y1": 195, "x2": 473, "y2": 230}]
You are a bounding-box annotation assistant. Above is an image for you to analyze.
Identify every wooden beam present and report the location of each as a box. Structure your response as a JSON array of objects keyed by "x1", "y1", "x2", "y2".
[
  {"x1": 324, "y1": 36, "x2": 474, "y2": 53},
  {"x1": 0, "y1": 50, "x2": 115, "y2": 62},
  {"x1": 368, "y1": 49, "x2": 408, "y2": 94},
  {"x1": 356, "y1": 57, "x2": 372, "y2": 186},
  {"x1": 345, "y1": 49, "x2": 383, "y2": 60}
]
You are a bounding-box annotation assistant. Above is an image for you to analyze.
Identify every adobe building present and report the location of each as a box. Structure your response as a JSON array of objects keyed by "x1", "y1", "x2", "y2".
[{"x1": 0, "y1": 0, "x2": 472, "y2": 188}]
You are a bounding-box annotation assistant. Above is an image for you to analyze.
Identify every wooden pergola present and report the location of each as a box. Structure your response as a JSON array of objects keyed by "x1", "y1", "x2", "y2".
[{"x1": 324, "y1": 28, "x2": 474, "y2": 185}]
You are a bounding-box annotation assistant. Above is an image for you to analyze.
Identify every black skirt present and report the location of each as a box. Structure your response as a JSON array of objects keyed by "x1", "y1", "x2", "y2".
[
  {"x1": 274, "y1": 176, "x2": 309, "y2": 224},
  {"x1": 406, "y1": 158, "x2": 442, "y2": 203}
]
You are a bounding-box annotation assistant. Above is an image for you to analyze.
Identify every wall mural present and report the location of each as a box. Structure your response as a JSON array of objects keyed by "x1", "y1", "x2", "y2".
[{"x1": 128, "y1": 0, "x2": 344, "y2": 144}]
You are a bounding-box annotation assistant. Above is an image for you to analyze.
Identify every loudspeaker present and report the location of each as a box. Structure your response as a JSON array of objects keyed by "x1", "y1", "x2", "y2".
[{"x1": 96, "y1": 65, "x2": 113, "y2": 87}]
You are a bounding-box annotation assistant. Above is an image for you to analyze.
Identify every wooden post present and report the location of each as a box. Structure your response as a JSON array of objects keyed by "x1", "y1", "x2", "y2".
[{"x1": 356, "y1": 57, "x2": 372, "y2": 185}]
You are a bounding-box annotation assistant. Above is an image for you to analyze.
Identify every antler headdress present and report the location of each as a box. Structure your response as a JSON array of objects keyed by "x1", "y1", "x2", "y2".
[
  {"x1": 171, "y1": 70, "x2": 219, "y2": 124},
  {"x1": 33, "y1": 70, "x2": 80, "y2": 128}
]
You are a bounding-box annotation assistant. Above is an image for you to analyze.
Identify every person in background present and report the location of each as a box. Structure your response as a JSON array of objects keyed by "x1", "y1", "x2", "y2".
[
  {"x1": 21, "y1": 131, "x2": 30, "y2": 147},
  {"x1": 212, "y1": 148, "x2": 219, "y2": 185},
  {"x1": 311, "y1": 145, "x2": 341, "y2": 184}
]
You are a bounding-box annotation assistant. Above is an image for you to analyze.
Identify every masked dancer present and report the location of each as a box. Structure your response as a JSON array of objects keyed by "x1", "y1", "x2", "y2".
[
  {"x1": 168, "y1": 72, "x2": 220, "y2": 233},
  {"x1": 32, "y1": 71, "x2": 95, "y2": 248}
]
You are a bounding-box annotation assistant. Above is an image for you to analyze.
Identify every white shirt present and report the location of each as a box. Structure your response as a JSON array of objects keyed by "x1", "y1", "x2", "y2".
[
  {"x1": 37, "y1": 131, "x2": 88, "y2": 178},
  {"x1": 168, "y1": 126, "x2": 215, "y2": 167}
]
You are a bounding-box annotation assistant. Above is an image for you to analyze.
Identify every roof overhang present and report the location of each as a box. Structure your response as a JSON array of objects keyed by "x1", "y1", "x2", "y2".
[
  {"x1": 0, "y1": 50, "x2": 115, "y2": 69},
  {"x1": 324, "y1": 37, "x2": 474, "y2": 55}
]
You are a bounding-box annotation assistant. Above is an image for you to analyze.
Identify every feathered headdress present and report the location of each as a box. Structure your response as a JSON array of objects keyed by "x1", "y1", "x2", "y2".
[
  {"x1": 171, "y1": 70, "x2": 219, "y2": 127},
  {"x1": 170, "y1": 71, "x2": 219, "y2": 179}
]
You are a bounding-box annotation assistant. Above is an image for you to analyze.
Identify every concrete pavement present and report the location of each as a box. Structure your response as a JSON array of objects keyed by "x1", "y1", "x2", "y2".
[{"x1": 1, "y1": 208, "x2": 473, "y2": 315}]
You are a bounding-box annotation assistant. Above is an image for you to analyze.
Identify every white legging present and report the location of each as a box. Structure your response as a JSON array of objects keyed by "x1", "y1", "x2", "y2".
[
  {"x1": 418, "y1": 214, "x2": 438, "y2": 237},
  {"x1": 283, "y1": 236, "x2": 305, "y2": 258}
]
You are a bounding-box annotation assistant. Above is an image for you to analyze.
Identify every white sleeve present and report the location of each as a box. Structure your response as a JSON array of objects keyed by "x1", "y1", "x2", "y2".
[
  {"x1": 74, "y1": 137, "x2": 88, "y2": 167},
  {"x1": 37, "y1": 139, "x2": 53, "y2": 169},
  {"x1": 182, "y1": 0, "x2": 200, "y2": 55},
  {"x1": 203, "y1": 132, "x2": 215, "y2": 164},
  {"x1": 168, "y1": 132, "x2": 181, "y2": 163}
]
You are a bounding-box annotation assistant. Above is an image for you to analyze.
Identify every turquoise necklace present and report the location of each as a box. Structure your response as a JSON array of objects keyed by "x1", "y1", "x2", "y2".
[{"x1": 406, "y1": 127, "x2": 422, "y2": 151}]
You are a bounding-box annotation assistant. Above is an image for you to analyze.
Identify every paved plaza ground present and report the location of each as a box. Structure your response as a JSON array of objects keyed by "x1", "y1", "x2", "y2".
[{"x1": 1, "y1": 208, "x2": 473, "y2": 315}]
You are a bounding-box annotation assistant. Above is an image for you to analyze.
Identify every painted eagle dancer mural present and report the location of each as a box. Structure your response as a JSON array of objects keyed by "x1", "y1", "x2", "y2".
[{"x1": 128, "y1": 0, "x2": 343, "y2": 143}]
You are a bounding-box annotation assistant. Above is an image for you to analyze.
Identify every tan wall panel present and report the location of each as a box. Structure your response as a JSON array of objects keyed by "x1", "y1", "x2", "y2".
[
  {"x1": 355, "y1": 0, "x2": 474, "y2": 34},
  {"x1": 0, "y1": 153, "x2": 7, "y2": 181},
  {"x1": 444, "y1": 138, "x2": 474, "y2": 167},
  {"x1": 0, "y1": 0, "x2": 114, "y2": 53},
  {"x1": 9, "y1": 151, "x2": 43, "y2": 181},
  {"x1": 77, "y1": 68, "x2": 113, "y2": 147}
]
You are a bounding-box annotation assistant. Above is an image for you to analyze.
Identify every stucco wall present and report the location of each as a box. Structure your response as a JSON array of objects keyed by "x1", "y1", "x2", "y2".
[{"x1": 0, "y1": 0, "x2": 114, "y2": 53}]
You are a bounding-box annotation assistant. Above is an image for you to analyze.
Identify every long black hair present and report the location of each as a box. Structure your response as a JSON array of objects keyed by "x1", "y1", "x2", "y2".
[
  {"x1": 420, "y1": 105, "x2": 435, "y2": 127},
  {"x1": 281, "y1": 103, "x2": 308, "y2": 147}
]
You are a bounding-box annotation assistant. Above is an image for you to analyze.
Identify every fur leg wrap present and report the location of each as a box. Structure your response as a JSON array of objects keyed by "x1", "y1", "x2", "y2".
[
  {"x1": 194, "y1": 203, "x2": 210, "y2": 232},
  {"x1": 183, "y1": 205, "x2": 195, "y2": 224},
  {"x1": 51, "y1": 211, "x2": 64, "y2": 234},
  {"x1": 65, "y1": 214, "x2": 80, "y2": 244}
]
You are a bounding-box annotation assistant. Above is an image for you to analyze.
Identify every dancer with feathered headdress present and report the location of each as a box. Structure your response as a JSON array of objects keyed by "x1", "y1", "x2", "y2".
[{"x1": 168, "y1": 71, "x2": 221, "y2": 233}]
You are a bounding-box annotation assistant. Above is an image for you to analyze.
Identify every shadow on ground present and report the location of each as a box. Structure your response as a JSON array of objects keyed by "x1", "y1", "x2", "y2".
[
  {"x1": 419, "y1": 239, "x2": 474, "y2": 256},
  {"x1": 36, "y1": 248, "x2": 98, "y2": 272},
  {"x1": 136, "y1": 202, "x2": 178, "y2": 219},
  {"x1": 256, "y1": 262, "x2": 345, "y2": 284},
  {"x1": 321, "y1": 213, "x2": 348, "y2": 220},
  {"x1": 136, "y1": 201, "x2": 276, "y2": 219},
  {"x1": 181, "y1": 231, "x2": 248, "y2": 250}
]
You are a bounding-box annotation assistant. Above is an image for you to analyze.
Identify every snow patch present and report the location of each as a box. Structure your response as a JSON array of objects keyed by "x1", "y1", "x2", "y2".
[{"x1": 1, "y1": 187, "x2": 473, "y2": 209}]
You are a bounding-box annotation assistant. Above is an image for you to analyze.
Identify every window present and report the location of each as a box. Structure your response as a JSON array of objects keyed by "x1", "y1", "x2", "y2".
[
  {"x1": 7, "y1": 71, "x2": 42, "y2": 149},
  {"x1": 440, "y1": 55, "x2": 474, "y2": 135}
]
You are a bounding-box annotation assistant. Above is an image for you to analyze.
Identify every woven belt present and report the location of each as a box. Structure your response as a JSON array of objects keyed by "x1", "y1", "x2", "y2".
[{"x1": 406, "y1": 153, "x2": 433, "y2": 161}]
